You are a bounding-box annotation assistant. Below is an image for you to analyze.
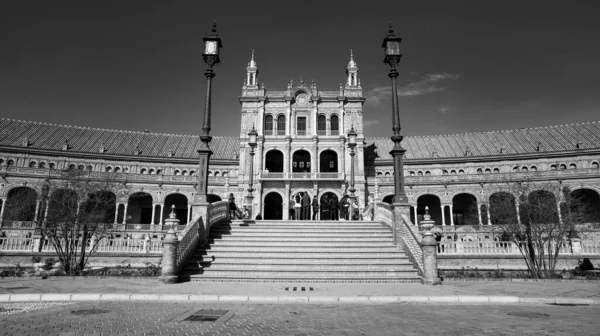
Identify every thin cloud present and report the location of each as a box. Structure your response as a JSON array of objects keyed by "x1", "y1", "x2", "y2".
[
  {"x1": 438, "y1": 106, "x2": 450, "y2": 114},
  {"x1": 365, "y1": 73, "x2": 461, "y2": 105}
]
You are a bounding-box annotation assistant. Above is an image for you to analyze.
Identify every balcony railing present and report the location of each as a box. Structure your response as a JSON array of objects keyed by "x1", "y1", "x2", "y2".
[{"x1": 259, "y1": 172, "x2": 344, "y2": 180}]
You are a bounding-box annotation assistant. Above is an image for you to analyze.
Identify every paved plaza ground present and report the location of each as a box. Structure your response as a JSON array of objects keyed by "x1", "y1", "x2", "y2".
[
  {"x1": 1, "y1": 278, "x2": 599, "y2": 335},
  {"x1": 1, "y1": 301, "x2": 599, "y2": 335}
]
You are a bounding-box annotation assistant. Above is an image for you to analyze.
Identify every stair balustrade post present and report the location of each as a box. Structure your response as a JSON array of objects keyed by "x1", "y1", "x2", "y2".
[
  {"x1": 159, "y1": 229, "x2": 179, "y2": 284},
  {"x1": 420, "y1": 207, "x2": 441, "y2": 285}
]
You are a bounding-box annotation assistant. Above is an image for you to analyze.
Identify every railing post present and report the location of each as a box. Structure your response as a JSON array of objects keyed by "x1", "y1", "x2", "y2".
[
  {"x1": 420, "y1": 207, "x2": 441, "y2": 285},
  {"x1": 159, "y1": 230, "x2": 179, "y2": 284}
]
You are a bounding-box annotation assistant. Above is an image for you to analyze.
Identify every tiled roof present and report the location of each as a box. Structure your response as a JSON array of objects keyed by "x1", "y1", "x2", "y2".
[
  {"x1": 0, "y1": 118, "x2": 239, "y2": 161},
  {"x1": 365, "y1": 121, "x2": 600, "y2": 161}
]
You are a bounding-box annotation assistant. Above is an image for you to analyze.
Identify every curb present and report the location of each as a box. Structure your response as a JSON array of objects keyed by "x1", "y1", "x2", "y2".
[{"x1": 0, "y1": 294, "x2": 598, "y2": 305}]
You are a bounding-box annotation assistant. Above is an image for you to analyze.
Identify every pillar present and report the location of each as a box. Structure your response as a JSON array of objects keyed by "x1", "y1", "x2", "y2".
[
  {"x1": 557, "y1": 202, "x2": 563, "y2": 224},
  {"x1": 0, "y1": 198, "x2": 5, "y2": 225},
  {"x1": 187, "y1": 204, "x2": 192, "y2": 223},
  {"x1": 486, "y1": 205, "x2": 492, "y2": 225},
  {"x1": 441, "y1": 205, "x2": 446, "y2": 226},
  {"x1": 159, "y1": 204, "x2": 165, "y2": 225},
  {"x1": 114, "y1": 203, "x2": 120, "y2": 224},
  {"x1": 411, "y1": 206, "x2": 418, "y2": 225},
  {"x1": 34, "y1": 200, "x2": 40, "y2": 222},
  {"x1": 419, "y1": 209, "x2": 441, "y2": 285},
  {"x1": 477, "y1": 204, "x2": 482, "y2": 225},
  {"x1": 515, "y1": 201, "x2": 521, "y2": 224},
  {"x1": 122, "y1": 203, "x2": 128, "y2": 224},
  {"x1": 449, "y1": 205, "x2": 454, "y2": 225},
  {"x1": 339, "y1": 137, "x2": 346, "y2": 178},
  {"x1": 158, "y1": 230, "x2": 179, "y2": 284},
  {"x1": 151, "y1": 203, "x2": 156, "y2": 225}
]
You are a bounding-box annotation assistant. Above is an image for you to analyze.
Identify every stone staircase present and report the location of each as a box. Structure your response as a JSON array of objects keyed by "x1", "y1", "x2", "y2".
[{"x1": 181, "y1": 220, "x2": 422, "y2": 283}]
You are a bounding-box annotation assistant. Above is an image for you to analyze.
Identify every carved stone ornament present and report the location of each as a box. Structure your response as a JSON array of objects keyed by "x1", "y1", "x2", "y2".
[{"x1": 296, "y1": 93, "x2": 308, "y2": 105}]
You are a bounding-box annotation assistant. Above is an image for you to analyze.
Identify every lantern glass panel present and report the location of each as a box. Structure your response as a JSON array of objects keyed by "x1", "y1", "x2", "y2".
[
  {"x1": 205, "y1": 41, "x2": 218, "y2": 55},
  {"x1": 386, "y1": 41, "x2": 400, "y2": 55}
]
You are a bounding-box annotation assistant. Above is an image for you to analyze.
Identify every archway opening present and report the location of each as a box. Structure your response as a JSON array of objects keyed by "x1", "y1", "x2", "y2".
[
  {"x1": 569, "y1": 189, "x2": 600, "y2": 223},
  {"x1": 164, "y1": 193, "x2": 188, "y2": 225},
  {"x1": 319, "y1": 150, "x2": 338, "y2": 173},
  {"x1": 292, "y1": 150, "x2": 311, "y2": 173},
  {"x1": 524, "y1": 190, "x2": 558, "y2": 224},
  {"x1": 320, "y1": 192, "x2": 339, "y2": 220},
  {"x1": 3, "y1": 187, "x2": 38, "y2": 222},
  {"x1": 382, "y1": 195, "x2": 394, "y2": 205},
  {"x1": 265, "y1": 150, "x2": 284, "y2": 173},
  {"x1": 452, "y1": 193, "x2": 478, "y2": 225},
  {"x1": 489, "y1": 192, "x2": 517, "y2": 224},
  {"x1": 82, "y1": 191, "x2": 116, "y2": 224},
  {"x1": 48, "y1": 189, "x2": 79, "y2": 223},
  {"x1": 416, "y1": 194, "x2": 442, "y2": 225},
  {"x1": 207, "y1": 194, "x2": 222, "y2": 204},
  {"x1": 264, "y1": 192, "x2": 283, "y2": 220},
  {"x1": 126, "y1": 192, "x2": 153, "y2": 224}
]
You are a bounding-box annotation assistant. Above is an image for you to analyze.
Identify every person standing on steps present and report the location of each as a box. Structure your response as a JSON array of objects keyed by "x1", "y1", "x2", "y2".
[
  {"x1": 339, "y1": 194, "x2": 349, "y2": 220},
  {"x1": 289, "y1": 196, "x2": 296, "y2": 220},
  {"x1": 311, "y1": 195, "x2": 319, "y2": 220},
  {"x1": 302, "y1": 191, "x2": 311, "y2": 221},
  {"x1": 228, "y1": 193, "x2": 236, "y2": 219},
  {"x1": 321, "y1": 195, "x2": 330, "y2": 220},
  {"x1": 330, "y1": 194, "x2": 339, "y2": 220},
  {"x1": 294, "y1": 193, "x2": 302, "y2": 220}
]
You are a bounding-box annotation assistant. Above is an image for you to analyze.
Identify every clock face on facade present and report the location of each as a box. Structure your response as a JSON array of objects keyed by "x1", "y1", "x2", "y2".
[{"x1": 296, "y1": 93, "x2": 308, "y2": 105}]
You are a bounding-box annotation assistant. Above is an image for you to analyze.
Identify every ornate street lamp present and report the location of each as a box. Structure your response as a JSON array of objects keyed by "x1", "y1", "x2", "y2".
[
  {"x1": 382, "y1": 22, "x2": 408, "y2": 205},
  {"x1": 194, "y1": 23, "x2": 223, "y2": 206},
  {"x1": 245, "y1": 125, "x2": 258, "y2": 219},
  {"x1": 347, "y1": 125, "x2": 357, "y2": 219}
]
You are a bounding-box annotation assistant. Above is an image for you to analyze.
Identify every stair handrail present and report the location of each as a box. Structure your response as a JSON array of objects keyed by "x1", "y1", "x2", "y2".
[
  {"x1": 373, "y1": 201, "x2": 396, "y2": 243},
  {"x1": 207, "y1": 200, "x2": 230, "y2": 235},
  {"x1": 398, "y1": 214, "x2": 424, "y2": 276}
]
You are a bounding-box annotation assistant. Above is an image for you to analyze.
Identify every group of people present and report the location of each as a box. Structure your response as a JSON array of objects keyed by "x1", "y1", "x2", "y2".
[{"x1": 290, "y1": 192, "x2": 358, "y2": 221}]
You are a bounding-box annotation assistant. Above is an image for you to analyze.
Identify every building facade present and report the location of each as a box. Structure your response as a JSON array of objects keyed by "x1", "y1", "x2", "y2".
[{"x1": 1, "y1": 52, "x2": 600, "y2": 235}]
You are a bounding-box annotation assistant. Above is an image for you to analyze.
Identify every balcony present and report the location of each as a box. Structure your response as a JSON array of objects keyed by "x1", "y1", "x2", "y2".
[{"x1": 259, "y1": 172, "x2": 344, "y2": 181}]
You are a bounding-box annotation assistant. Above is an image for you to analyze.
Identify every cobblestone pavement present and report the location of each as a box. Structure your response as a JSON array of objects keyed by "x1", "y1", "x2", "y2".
[
  {"x1": 1, "y1": 278, "x2": 600, "y2": 299},
  {"x1": 0, "y1": 302, "x2": 598, "y2": 335}
]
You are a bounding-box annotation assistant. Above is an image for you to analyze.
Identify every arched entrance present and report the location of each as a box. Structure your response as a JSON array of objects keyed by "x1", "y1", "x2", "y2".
[
  {"x1": 320, "y1": 192, "x2": 339, "y2": 220},
  {"x1": 126, "y1": 192, "x2": 153, "y2": 224},
  {"x1": 3, "y1": 187, "x2": 38, "y2": 222},
  {"x1": 82, "y1": 191, "x2": 116, "y2": 224},
  {"x1": 264, "y1": 192, "x2": 283, "y2": 220},
  {"x1": 452, "y1": 193, "x2": 478, "y2": 225},
  {"x1": 265, "y1": 150, "x2": 284, "y2": 173},
  {"x1": 319, "y1": 150, "x2": 338, "y2": 173},
  {"x1": 525, "y1": 190, "x2": 558, "y2": 224},
  {"x1": 292, "y1": 150, "x2": 311, "y2": 173},
  {"x1": 489, "y1": 192, "x2": 517, "y2": 224},
  {"x1": 416, "y1": 194, "x2": 442, "y2": 225},
  {"x1": 207, "y1": 194, "x2": 222, "y2": 204},
  {"x1": 568, "y1": 189, "x2": 600, "y2": 223},
  {"x1": 382, "y1": 195, "x2": 394, "y2": 205},
  {"x1": 164, "y1": 193, "x2": 188, "y2": 225}
]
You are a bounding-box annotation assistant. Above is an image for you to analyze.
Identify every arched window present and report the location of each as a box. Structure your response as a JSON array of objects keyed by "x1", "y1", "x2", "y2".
[
  {"x1": 592, "y1": 162, "x2": 599, "y2": 169},
  {"x1": 484, "y1": 168, "x2": 491, "y2": 174},
  {"x1": 443, "y1": 170, "x2": 448, "y2": 175},
  {"x1": 7, "y1": 159, "x2": 15, "y2": 166},
  {"x1": 317, "y1": 115, "x2": 326, "y2": 135},
  {"x1": 148, "y1": 169, "x2": 154, "y2": 174},
  {"x1": 214, "y1": 171, "x2": 220, "y2": 177},
  {"x1": 207, "y1": 171, "x2": 212, "y2": 176},
  {"x1": 376, "y1": 172, "x2": 383, "y2": 177},
  {"x1": 155, "y1": 169, "x2": 161, "y2": 174},
  {"x1": 277, "y1": 115, "x2": 286, "y2": 135},
  {"x1": 550, "y1": 164, "x2": 557, "y2": 170},
  {"x1": 458, "y1": 169, "x2": 464, "y2": 175},
  {"x1": 78, "y1": 165, "x2": 84, "y2": 171},
  {"x1": 29, "y1": 161, "x2": 37, "y2": 168},
  {"x1": 123, "y1": 167, "x2": 129, "y2": 173},
  {"x1": 69, "y1": 164, "x2": 76, "y2": 170},
  {"x1": 330, "y1": 115, "x2": 339, "y2": 136},
  {"x1": 87, "y1": 165, "x2": 93, "y2": 171},
  {"x1": 425, "y1": 171, "x2": 431, "y2": 176},
  {"x1": 521, "y1": 166, "x2": 528, "y2": 172},
  {"x1": 493, "y1": 168, "x2": 500, "y2": 173},
  {"x1": 569, "y1": 163, "x2": 577, "y2": 169},
  {"x1": 477, "y1": 168, "x2": 483, "y2": 174},
  {"x1": 190, "y1": 170, "x2": 196, "y2": 176},
  {"x1": 182, "y1": 170, "x2": 188, "y2": 176},
  {"x1": 530, "y1": 166, "x2": 537, "y2": 172},
  {"x1": 174, "y1": 170, "x2": 180, "y2": 175},
  {"x1": 417, "y1": 171, "x2": 423, "y2": 176},
  {"x1": 39, "y1": 162, "x2": 47, "y2": 168},
  {"x1": 106, "y1": 166, "x2": 112, "y2": 173},
  {"x1": 560, "y1": 164, "x2": 567, "y2": 170},
  {"x1": 140, "y1": 168, "x2": 147, "y2": 174},
  {"x1": 385, "y1": 172, "x2": 391, "y2": 177},
  {"x1": 513, "y1": 166, "x2": 518, "y2": 172},
  {"x1": 0, "y1": 159, "x2": 4, "y2": 166},
  {"x1": 450, "y1": 170, "x2": 456, "y2": 175},
  {"x1": 48, "y1": 163, "x2": 55, "y2": 169},
  {"x1": 264, "y1": 115, "x2": 273, "y2": 136},
  {"x1": 409, "y1": 171, "x2": 415, "y2": 176},
  {"x1": 114, "y1": 167, "x2": 121, "y2": 173}
]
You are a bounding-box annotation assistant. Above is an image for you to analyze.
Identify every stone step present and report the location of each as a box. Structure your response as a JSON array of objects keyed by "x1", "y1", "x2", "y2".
[
  {"x1": 189, "y1": 257, "x2": 411, "y2": 264},
  {"x1": 210, "y1": 228, "x2": 392, "y2": 234},
  {"x1": 205, "y1": 246, "x2": 401, "y2": 253},
  {"x1": 211, "y1": 236, "x2": 393, "y2": 242},
  {"x1": 196, "y1": 252, "x2": 407, "y2": 258},
  {"x1": 186, "y1": 271, "x2": 421, "y2": 279},
  {"x1": 184, "y1": 264, "x2": 415, "y2": 271},
  {"x1": 209, "y1": 241, "x2": 396, "y2": 247},
  {"x1": 210, "y1": 232, "x2": 393, "y2": 238},
  {"x1": 228, "y1": 220, "x2": 381, "y2": 226},
  {"x1": 185, "y1": 277, "x2": 422, "y2": 283}
]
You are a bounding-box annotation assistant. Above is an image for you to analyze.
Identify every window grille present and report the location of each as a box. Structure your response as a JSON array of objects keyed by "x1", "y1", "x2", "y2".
[{"x1": 297, "y1": 117, "x2": 306, "y2": 135}]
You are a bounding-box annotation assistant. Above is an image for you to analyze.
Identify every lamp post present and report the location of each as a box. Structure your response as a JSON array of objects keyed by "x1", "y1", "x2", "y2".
[
  {"x1": 246, "y1": 126, "x2": 258, "y2": 219},
  {"x1": 194, "y1": 23, "x2": 222, "y2": 206},
  {"x1": 347, "y1": 126, "x2": 357, "y2": 220},
  {"x1": 382, "y1": 23, "x2": 408, "y2": 206}
]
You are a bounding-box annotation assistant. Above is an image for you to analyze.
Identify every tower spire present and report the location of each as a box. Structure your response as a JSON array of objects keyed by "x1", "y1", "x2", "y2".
[
  {"x1": 245, "y1": 49, "x2": 258, "y2": 87},
  {"x1": 346, "y1": 49, "x2": 359, "y2": 87}
]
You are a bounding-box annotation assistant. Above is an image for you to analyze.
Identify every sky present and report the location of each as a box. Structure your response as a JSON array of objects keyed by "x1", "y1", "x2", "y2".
[{"x1": 1, "y1": 0, "x2": 599, "y2": 138}]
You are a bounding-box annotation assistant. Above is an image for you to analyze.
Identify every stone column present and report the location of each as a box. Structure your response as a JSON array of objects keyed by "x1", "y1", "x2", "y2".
[
  {"x1": 477, "y1": 204, "x2": 483, "y2": 225},
  {"x1": 122, "y1": 203, "x2": 129, "y2": 224},
  {"x1": 283, "y1": 182, "x2": 290, "y2": 220},
  {"x1": 159, "y1": 203, "x2": 165, "y2": 225},
  {"x1": 441, "y1": 205, "x2": 446, "y2": 226},
  {"x1": 159, "y1": 229, "x2": 179, "y2": 284},
  {"x1": 151, "y1": 203, "x2": 156, "y2": 225},
  {"x1": 515, "y1": 201, "x2": 521, "y2": 224},
  {"x1": 312, "y1": 136, "x2": 318, "y2": 178},
  {"x1": 486, "y1": 205, "x2": 492, "y2": 225},
  {"x1": 339, "y1": 136, "x2": 346, "y2": 179},
  {"x1": 187, "y1": 204, "x2": 192, "y2": 223},
  {"x1": 411, "y1": 206, "x2": 418, "y2": 225},
  {"x1": 449, "y1": 205, "x2": 454, "y2": 225},
  {"x1": 114, "y1": 203, "x2": 120, "y2": 224},
  {"x1": 285, "y1": 137, "x2": 292, "y2": 177},
  {"x1": 0, "y1": 198, "x2": 5, "y2": 226},
  {"x1": 557, "y1": 202, "x2": 563, "y2": 223},
  {"x1": 34, "y1": 200, "x2": 40, "y2": 223}
]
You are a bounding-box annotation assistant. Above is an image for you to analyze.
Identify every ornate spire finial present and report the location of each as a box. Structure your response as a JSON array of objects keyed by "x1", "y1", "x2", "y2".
[
  {"x1": 424, "y1": 206, "x2": 431, "y2": 221},
  {"x1": 169, "y1": 204, "x2": 176, "y2": 219},
  {"x1": 248, "y1": 49, "x2": 257, "y2": 67},
  {"x1": 348, "y1": 49, "x2": 357, "y2": 68}
]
